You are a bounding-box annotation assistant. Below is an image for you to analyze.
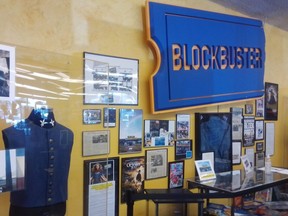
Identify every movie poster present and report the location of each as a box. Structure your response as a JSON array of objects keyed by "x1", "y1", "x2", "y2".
[{"x1": 121, "y1": 156, "x2": 145, "y2": 203}]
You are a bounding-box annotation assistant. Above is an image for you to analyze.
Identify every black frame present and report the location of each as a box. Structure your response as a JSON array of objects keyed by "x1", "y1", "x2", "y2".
[
  {"x1": 255, "y1": 97, "x2": 264, "y2": 117},
  {"x1": 264, "y1": 82, "x2": 278, "y2": 121},
  {"x1": 176, "y1": 114, "x2": 190, "y2": 139},
  {"x1": 168, "y1": 160, "x2": 185, "y2": 189},
  {"x1": 256, "y1": 142, "x2": 264, "y2": 152},
  {"x1": 175, "y1": 139, "x2": 192, "y2": 160},
  {"x1": 243, "y1": 116, "x2": 255, "y2": 147},
  {"x1": 245, "y1": 104, "x2": 253, "y2": 115},
  {"x1": 255, "y1": 120, "x2": 264, "y2": 141}
]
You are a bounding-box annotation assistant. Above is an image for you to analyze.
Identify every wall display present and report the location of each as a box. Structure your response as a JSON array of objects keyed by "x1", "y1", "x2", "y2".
[
  {"x1": 144, "y1": 120, "x2": 175, "y2": 147},
  {"x1": 145, "y1": 149, "x2": 168, "y2": 180},
  {"x1": 256, "y1": 142, "x2": 264, "y2": 152},
  {"x1": 202, "y1": 151, "x2": 214, "y2": 170},
  {"x1": 264, "y1": 82, "x2": 278, "y2": 121},
  {"x1": 175, "y1": 139, "x2": 192, "y2": 160},
  {"x1": 195, "y1": 113, "x2": 232, "y2": 173},
  {"x1": 84, "y1": 157, "x2": 119, "y2": 216},
  {"x1": 245, "y1": 104, "x2": 253, "y2": 115},
  {"x1": 103, "y1": 107, "x2": 116, "y2": 127},
  {"x1": 168, "y1": 160, "x2": 184, "y2": 189},
  {"x1": 83, "y1": 109, "x2": 101, "y2": 124},
  {"x1": 119, "y1": 109, "x2": 143, "y2": 154},
  {"x1": 232, "y1": 141, "x2": 242, "y2": 165},
  {"x1": 255, "y1": 152, "x2": 265, "y2": 168},
  {"x1": 0, "y1": 44, "x2": 15, "y2": 100},
  {"x1": 121, "y1": 157, "x2": 145, "y2": 203},
  {"x1": 245, "y1": 148, "x2": 255, "y2": 168},
  {"x1": 243, "y1": 116, "x2": 255, "y2": 147},
  {"x1": 230, "y1": 107, "x2": 243, "y2": 140},
  {"x1": 176, "y1": 114, "x2": 190, "y2": 139},
  {"x1": 255, "y1": 97, "x2": 264, "y2": 117},
  {"x1": 194, "y1": 160, "x2": 216, "y2": 181},
  {"x1": 255, "y1": 120, "x2": 264, "y2": 140},
  {"x1": 82, "y1": 130, "x2": 110, "y2": 156},
  {"x1": 83, "y1": 52, "x2": 139, "y2": 105},
  {"x1": 265, "y1": 122, "x2": 275, "y2": 156}
]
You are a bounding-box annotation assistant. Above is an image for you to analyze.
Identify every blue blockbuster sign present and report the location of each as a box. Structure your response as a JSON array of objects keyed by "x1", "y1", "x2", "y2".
[{"x1": 146, "y1": 2, "x2": 265, "y2": 113}]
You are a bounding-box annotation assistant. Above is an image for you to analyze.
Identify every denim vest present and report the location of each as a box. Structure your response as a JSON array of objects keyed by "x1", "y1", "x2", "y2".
[{"x1": 2, "y1": 119, "x2": 74, "y2": 207}]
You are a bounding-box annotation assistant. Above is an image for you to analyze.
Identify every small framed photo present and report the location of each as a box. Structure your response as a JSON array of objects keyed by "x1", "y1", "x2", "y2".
[
  {"x1": 82, "y1": 130, "x2": 110, "y2": 156},
  {"x1": 232, "y1": 141, "x2": 242, "y2": 165},
  {"x1": 255, "y1": 152, "x2": 265, "y2": 168},
  {"x1": 176, "y1": 114, "x2": 190, "y2": 139},
  {"x1": 168, "y1": 160, "x2": 184, "y2": 189},
  {"x1": 103, "y1": 107, "x2": 116, "y2": 127},
  {"x1": 194, "y1": 160, "x2": 216, "y2": 181},
  {"x1": 264, "y1": 82, "x2": 278, "y2": 121},
  {"x1": 256, "y1": 142, "x2": 264, "y2": 152},
  {"x1": 145, "y1": 149, "x2": 168, "y2": 180},
  {"x1": 175, "y1": 139, "x2": 192, "y2": 160},
  {"x1": 255, "y1": 120, "x2": 264, "y2": 140},
  {"x1": 83, "y1": 109, "x2": 101, "y2": 124},
  {"x1": 255, "y1": 97, "x2": 264, "y2": 117},
  {"x1": 243, "y1": 116, "x2": 255, "y2": 147},
  {"x1": 245, "y1": 104, "x2": 253, "y2": 115}
]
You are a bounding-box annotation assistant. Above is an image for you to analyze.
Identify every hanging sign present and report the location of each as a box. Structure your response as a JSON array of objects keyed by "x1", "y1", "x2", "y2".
[{"x1": 146, "y1": 2, "x2": 265, "y2": 113}]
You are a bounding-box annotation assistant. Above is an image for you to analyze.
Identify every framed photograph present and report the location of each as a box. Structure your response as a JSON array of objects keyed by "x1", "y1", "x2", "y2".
[
  {"x1": 230, "y1": 107, "x2": 243, "y2": 140},
  {"x1": 145, "y1": 149, "x2": 168, "y2": 180},
  {"x1": 103, "y1": 107, "x2": 116, "y2": 127},
  {"x1": 176, "y1": 114, "x2": 190, "y2": 139},
  {"x1": 194, "y1": 160, "x2": 216, "y2": 181},
  {"x1": 175, "y1": 139, "x2": 192, "y2": 160},
  {"x1": 121, "y1": 157, "x2": 145, "y2": 203},
  {"x1": 245, "y1": 104, "x2": 253, "y2": 115},
  {"x1": 256, "y1": 142, "x2": 264, "y2": 152},
  {"x1": 202, "y1": 151, "x2": 215, "y2": 170},
  {"x1": 83, "y1": 109, "x2": 101, "y2": 124},
  {"x1": 168, "y1": 160, "x2": 184, "y2": 189},
  {"x1": 243, "y1": 116, "x2": 255, "y2": 147},
  {"x1": 232, "y1": 141, "x2": 242, "y2": 165},
  {"x1": 83, "y1": 52, "x2": 139, "y2": 105},
  {"x1": 119, "y1": 109, "x2": 143, "y2": 154},
  {"x1": 264, "y1": 82, "x2": 278, "y2": 121},
  {"x1": 84, "y1": 157, "x2": 119, "y2": 216},
  {"x1": 255, "y1": 152, "x2": 265, "y2": 168},
  {"x1": 265, "y1": 122, "x2": 275, "y2": 156},
  {"x1": 144, "y1": 120, "x2": 175, "y2": 148},
  {"x1": 195, "y1": 112, "x2": 232, "y2": 173},
  {"x1": 0, "y1": 44, "x2": 15, "y2": 100},
  {"x1": 82, "y1": 130, "x2": 110, "y2": 156},
  {"x1": 255, "y1": 97, "x2": 264, "y2": 117},
  {"x1": 255, "y1": 120, "x2": 264, "y2": 140}
]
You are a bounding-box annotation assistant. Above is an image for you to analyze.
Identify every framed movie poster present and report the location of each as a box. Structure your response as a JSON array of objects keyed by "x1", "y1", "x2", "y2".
[
  {"x1": 255, "y1": 120, "x2": 264, "y2": 140},
  {"x1": 83, "y1": 52, "x2": 139, "y2": 105},
  {"x1": 264, "y1": 82, "x2": 278, "y2": 121},
  {"x1": 243, "y1": 116, "x2": 255, "y2": 147},
  {"x1": 144, "y1": 120, "x2": 175, "y2": 147},
  {"x1": 168, "y1": 160, "x2": 184, "y2": 189},
  {"x1": 176, "y1": 114, "x2": 190, "y2": 139},
  {"x1": 195, "y1": 113, "x2": 232, "y2": 173},
  {"x1": 121, "y1": 157, "x2": 145, "y2": 203},
  {"x1": 119, "y1": 109, "x2": 143, "y2": 154},
  {"x1": 82, "y1": 130, "x2": 110, "y2": 156},
  {"x1": 230, "y1": 107, "x2": 243, "y2": 140},
  {"x1": 145, "y1": 149, "x2": 168, "y2": 180},
  {"x1": 83, "y1": 109, "x2": 101, "y2": 124},
  {"x1": 84, "y1": 157, "x2": 119, "y2": 216},
  {"x1": 103, "y1": 107, "x2": 116, "y2": 127},
  {"x1": 0, "y1": 44, "x2": 15, "y2": 100},
  {"x1": 255, "y1": 97, "x2": 264, "y2": 117},
  {"x1": 175, "y1": 139, "x2": 192, "y2": 160}
]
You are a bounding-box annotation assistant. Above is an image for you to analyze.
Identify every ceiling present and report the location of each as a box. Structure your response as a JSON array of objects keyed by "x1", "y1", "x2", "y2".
[{"x1": 208, "y1": 0, "x2": 288, "y2": 31}]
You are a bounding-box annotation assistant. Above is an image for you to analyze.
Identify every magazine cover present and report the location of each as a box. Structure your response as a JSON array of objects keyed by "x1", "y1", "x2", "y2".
[{"x1": 121, "y1": 157, "x2": 145, "y2": 203}]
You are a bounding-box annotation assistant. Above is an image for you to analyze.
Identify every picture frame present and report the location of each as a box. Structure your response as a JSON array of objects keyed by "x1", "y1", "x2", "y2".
[
  {"x1": 195, "y1": 112, "x2": 232, "y2": 173},
  {"x1": 264, "y1": 82, "x2": 278, "y2": 121},
  {"x1": 82, "y1": 130, "x2": 110, "y2": 156},
  {"x1": 103, "y1": 107, "x2": 116, "y2": 128},
  {"x1": 245, "y1": 148, "x2": 255, "y2": 168},
  {"x1": 145, "y1": 149, "x2": 168, "y2": 180},
  {"x1": 176, "y1": 114, "x2": 190, "y2": 139},
  {"x1": 255, "y1": 152, "x2": 265, "y2": 168},
  {"x1": 168, "y1": 160, "x2": 185, "y2": 189},
  {"x1": 243, "y1": 116, "x2": 255, "y2": 147},
  {"x1": 0, "y1": 44, "x2": 15, "y2": 101},
  {"x1": 230, "y1": 107, "x2": 243, "y2": 140},
  {"x1": 175, "y1": 139, "x2": 192, "y2": 160},
  {"x1": 144, "y1": 120, "x2": 175, "y2": 148},
  {"x1": 245, "y1": 104, "x2": 253, "y2": 115},
  {"x1": 121, "y1": 156, "x2": 145, "y2": 203},
  {"x1": 255, "y1": 97, "x2": 264, "y2": 117},
  {"x1": 256, "y1": 142, "x2": 264, "y2": 152},
  {"x1": 255, "y1": 120, "x2": 264, "y2": 140},
  {"x1": 84, "y1": 157, "x2": 119, "y2": 216},
  {"x1": 119, "y1": 109, "x2": 143, "y2": 154},
  {"x1": 265, "y1": 122, "x2": 275, "y2": 156},
  {"x1": 83, "y1": 52, "x2": 139, "y2": 105},
  {"x1": 232, "y1": 141, "x2": 242, "y2": 165},
  {"x1": 83, "y1": 109, "x2": 101, "y2": 124},
  {"x1": 194, "y1": 159, "x2": 216, "y2": 181},
  {"x1": 241, "y1": 154, "x2": 252, "y2": 174}
]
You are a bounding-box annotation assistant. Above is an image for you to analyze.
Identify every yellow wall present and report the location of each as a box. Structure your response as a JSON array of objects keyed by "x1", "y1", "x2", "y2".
[{"x1": 0, "y1": 0, "x2": 288, "y2": 215}]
